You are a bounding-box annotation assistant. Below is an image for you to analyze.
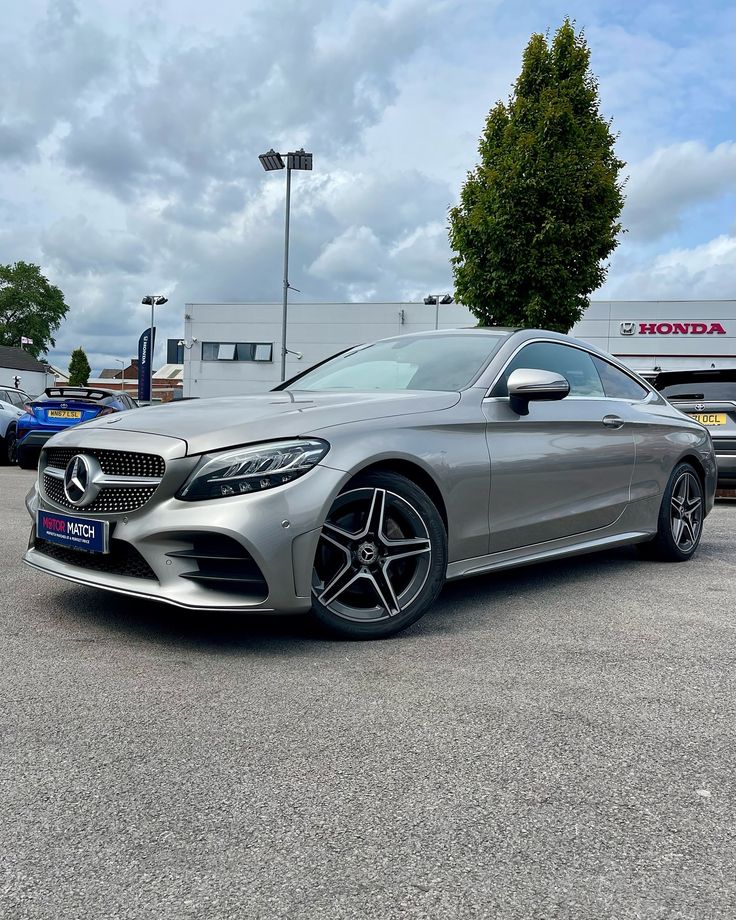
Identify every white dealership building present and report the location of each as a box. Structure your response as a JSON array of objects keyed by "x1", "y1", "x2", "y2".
[{"x1": 181, "y1": 299, "x2": 736, "y2": 398}]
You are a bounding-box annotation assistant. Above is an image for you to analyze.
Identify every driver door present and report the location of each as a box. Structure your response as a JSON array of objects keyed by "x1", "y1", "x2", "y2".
[{"x1": 483, "y1": 341, "x2": 635, "y2": 553}]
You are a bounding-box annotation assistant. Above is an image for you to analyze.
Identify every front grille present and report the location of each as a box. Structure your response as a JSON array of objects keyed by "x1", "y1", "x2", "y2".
[
  {"x1": 166, "y1": 532, "x2": 269, "y2": 600},
  {"x1": 34, "y1": 536, "x2": 157, "y2": 581},
  {"x1": 45, "y1": 447, "x2": 165, "y2": 478},
  {"x1": 43, "y1": 473, "x2": 158, "y2": 514}
]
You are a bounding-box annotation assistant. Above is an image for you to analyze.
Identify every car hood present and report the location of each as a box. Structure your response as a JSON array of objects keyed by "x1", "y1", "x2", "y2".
[{"x1": 82, "y1": 390, "x2": 460, "y2": 455}]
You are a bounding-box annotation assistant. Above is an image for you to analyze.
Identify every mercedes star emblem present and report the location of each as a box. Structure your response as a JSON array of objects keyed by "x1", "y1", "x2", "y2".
[{"x1": 63, "y1": 454, "x2": 92, "y2": 505}]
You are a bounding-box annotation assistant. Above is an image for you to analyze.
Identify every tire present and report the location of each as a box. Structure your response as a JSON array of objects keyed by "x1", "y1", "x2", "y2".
[
  {"x1": 17, "y1": 446, "x2": 38, "y2": 470},
  {"x1": 0, "y1": 425, "x2": 16, "y2": 465},
  {"x1": 637, "y1": 462, "x2": 705, "y2": 562},
  {"x1": 310, "y1": 471, "x2": 447, "y2": 639}
]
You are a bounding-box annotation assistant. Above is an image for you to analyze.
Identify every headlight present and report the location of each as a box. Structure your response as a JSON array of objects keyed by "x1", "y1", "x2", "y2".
[{"x1": 177, "y1": 439, "x2": 329, "y2": 501}]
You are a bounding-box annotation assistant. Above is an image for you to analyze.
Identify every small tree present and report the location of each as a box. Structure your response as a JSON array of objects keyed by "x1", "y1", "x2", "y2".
[
  {"x1": 68, "y1": 348, "x2": 91, "y2": 387},
  {"x1": 0, "y1": 261, "x2": 69, "y2": 358},
  {"x1": 448, "y1": 19, "x2": 625, "y2": 332}
]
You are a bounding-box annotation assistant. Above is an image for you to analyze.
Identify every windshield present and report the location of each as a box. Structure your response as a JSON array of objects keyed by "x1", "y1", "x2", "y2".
[{"x1": 286, "y1": 333, "x2": 507, "y2": 392}]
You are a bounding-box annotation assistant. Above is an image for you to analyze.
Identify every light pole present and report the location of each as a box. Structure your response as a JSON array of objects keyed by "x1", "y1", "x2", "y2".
[
  {"x1": 259, "y1": 148, "x2": 313, "y2": 381},
  {"x1": 141, "y1": 295, "x2": 168, "y2": 403},
  {"x1": 423, "y1": 293, "x2": 453, "y2": 330}
]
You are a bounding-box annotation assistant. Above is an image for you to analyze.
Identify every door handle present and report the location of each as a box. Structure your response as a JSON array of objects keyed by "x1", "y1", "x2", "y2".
[{"x1": 602, "y1": 415, "x2": 625, "y2": 429}]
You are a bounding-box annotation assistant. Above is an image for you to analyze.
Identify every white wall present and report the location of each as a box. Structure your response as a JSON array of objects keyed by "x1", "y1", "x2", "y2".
[
  {"x1": 184, "y1": 300, "x2": 736, "y2": 397},
  {"x1": 0, "y1": 367, "x2": 54, "y2": 396},
  {"x1": 183, "y1": 301, "x2": 475, "y2": 397},
  {"x1": 571, "y1": 301, "x2": 736, "y2": 371}
]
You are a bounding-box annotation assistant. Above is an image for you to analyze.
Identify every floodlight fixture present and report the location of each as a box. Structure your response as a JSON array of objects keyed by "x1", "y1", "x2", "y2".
[
  {"x1": 259, "y1": 149, "x2": 285, "y2": 171},
  {"x1": 287, "y1": 149, "x2": 313, "y2": 170},
  {"x1": 258, "y1": 147, "x2": 315, "y2": 380},
  {"x1": 424, "y1": 293, "x2": 454, "y2": 328},
  {"x1": 140, "y1": 295, "x2": 168, "y2": 403}
]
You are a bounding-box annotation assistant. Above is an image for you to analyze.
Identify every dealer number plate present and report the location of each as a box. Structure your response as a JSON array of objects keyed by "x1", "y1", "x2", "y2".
[
  {"x1": 689, "y1": 413, "x2": 727, "y2": 426},
  {"x1": 48, "y1": 410, "x2": 82, "y2": 419},
  {"x1": 36, "y1": 510, "x2": 109, "y2": 554}
]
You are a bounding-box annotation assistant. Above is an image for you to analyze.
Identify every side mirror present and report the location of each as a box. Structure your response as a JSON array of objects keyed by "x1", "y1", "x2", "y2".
[{"x1": 507, "y1": 368, "x2": 570, "y2": 416}]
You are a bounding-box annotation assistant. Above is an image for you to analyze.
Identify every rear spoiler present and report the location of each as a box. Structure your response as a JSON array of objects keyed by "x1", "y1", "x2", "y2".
[
  {"x1": 650, "y1": 369, "x2": 736, "y2": 390},
  {"x1": 43, "y1": 386, "x2": 115, "y2": 400}
]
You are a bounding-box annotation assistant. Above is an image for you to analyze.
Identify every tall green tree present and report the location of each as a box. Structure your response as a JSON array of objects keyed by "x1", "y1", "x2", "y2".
[
  {"x1": 0, "y1": 261, "x2": 69, "y2": 358},
  {"x1": 448, "y1": 20, "x2": 625, "y2": 332},
  {"x1": 68, "y1": 348, "x2": 91, "y2": 387}
]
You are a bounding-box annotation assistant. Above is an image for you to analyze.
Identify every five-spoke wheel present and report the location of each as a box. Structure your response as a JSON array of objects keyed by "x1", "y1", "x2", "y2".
[
  {"x1": 311, "y1": 471, "x2": 447, "y2": 638},
  {"x1": 638, "y1": 461, "x2": 705, "y2": 562}
]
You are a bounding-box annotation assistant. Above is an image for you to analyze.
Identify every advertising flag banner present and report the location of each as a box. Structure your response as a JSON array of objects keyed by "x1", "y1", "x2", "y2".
[{"x1": 138, "y1": 327, "x2": 155, "y2": 402}]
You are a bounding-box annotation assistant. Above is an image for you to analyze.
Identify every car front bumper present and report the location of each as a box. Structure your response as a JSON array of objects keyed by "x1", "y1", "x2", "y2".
[{"x1": 24, "y1": 448, "x2": 347, "y2": 614}]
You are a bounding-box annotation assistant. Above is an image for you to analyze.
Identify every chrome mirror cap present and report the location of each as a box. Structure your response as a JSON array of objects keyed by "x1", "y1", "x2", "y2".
[{"x1": 508, "y1": 368, "x2": 570, "y2": 415}]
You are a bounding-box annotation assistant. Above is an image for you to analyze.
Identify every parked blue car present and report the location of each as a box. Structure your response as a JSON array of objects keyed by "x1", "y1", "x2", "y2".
[{"x1": 16, "y1": 387, "x2": 138, "y2": 469}]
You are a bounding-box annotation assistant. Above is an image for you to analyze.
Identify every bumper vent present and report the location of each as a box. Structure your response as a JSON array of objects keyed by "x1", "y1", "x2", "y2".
[
  {"x1": 166, "y1": 533, "x2": 268, "y2": 601},
  {"x1": 34, "y1": 536, "x2": 157, "y2": 581},
  {"x1": 45, "y1": 447, "x2": 165, "y2": 478},
  {"x1": 713, "y1": 438, "x2": 736, "y2": 454},
  {"x1": 43, "y1": 472, "x2": 158, "y2": 514}
]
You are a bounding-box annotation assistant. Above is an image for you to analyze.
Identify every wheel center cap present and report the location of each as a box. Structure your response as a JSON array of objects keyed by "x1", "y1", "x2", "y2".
[{"x1": 356, "y1": 541, "x2": 379, "y2": 565}]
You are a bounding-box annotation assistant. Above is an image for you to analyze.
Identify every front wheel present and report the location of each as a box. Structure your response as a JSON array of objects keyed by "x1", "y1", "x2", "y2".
[
  {"x1": 637, "y1": 462, "x2": 705, "y2": 562},
  {"x1": 310, "y1": 471, "x2": 447, "y2": 639}
]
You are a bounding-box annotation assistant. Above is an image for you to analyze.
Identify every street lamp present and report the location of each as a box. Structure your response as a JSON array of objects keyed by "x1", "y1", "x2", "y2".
[
  {"x1": 259, "y1": 147, "x2": 313, "y2": 381},
  {"x1": 423, "y1": 293, "x2": 453, "y2": 330},
  {"x1": 141, "y1": 295, "x2": 168, "y2": 403}
]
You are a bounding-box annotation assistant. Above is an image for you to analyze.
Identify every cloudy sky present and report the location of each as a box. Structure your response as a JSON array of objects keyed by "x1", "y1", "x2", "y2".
[{"x1": 1, "y1": 0, "x2": 734, "y2": 373}]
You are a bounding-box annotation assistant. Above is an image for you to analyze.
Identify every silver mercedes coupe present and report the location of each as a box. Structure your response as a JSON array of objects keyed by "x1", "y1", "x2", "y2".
[{"x1": 24, "y1": 329, "x2": 717, "y2": 638}]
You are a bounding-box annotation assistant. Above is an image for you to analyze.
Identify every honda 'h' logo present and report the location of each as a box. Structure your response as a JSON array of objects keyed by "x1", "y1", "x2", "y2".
[{"x1": 620, "y1": 322, "x2": 636, "y2": 335}]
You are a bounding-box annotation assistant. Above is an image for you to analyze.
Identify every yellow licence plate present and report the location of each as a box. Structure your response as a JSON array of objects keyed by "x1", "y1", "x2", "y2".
[
  {"x1": 48, "y1": 410, "x2": 82, "y2": 419},
  {"x1": 689, "y1": 413, "x2": 727, "y2": 426}
]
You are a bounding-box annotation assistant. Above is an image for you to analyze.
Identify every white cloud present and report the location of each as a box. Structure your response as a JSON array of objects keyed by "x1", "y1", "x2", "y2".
[
  {"x1": 624, "y1": 141, "x2": 736, "y2": 239},
  {"x1": 603, "y1": 234, "x2": 736, "y2": 300}
]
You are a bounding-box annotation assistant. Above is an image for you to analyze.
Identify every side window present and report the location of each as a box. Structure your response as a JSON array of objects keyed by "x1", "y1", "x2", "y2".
[
  {"x1": 490, "y1": 342, "x2": 605, "y2": 398},
  {"x1": 591, "y1": 356, "x2": 649, "y2": 401},
  {"x1": 0, "y1": 390, "x2": 8, "y2": 405}
]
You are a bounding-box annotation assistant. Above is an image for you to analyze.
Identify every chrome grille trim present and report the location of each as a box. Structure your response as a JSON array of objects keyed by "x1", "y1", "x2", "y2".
[
  {"x1": 43, "y1": 473, "x2": 159, "y2": 513},
  {"x1": 41, "y1": 445, "x2": 166, "y2": 514}
]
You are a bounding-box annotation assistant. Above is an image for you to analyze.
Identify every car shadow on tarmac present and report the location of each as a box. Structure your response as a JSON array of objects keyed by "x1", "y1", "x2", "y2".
[{"x1": 53, "y1": 543, "x2": 645, "y2": 652}]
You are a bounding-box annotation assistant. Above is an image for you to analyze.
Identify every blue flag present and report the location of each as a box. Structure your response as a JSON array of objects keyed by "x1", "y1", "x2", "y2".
[{"x1": 138, "y1": 327, "x2": 155, "y2": 402}]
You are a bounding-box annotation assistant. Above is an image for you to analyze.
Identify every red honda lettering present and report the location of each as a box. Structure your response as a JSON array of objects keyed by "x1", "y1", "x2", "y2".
[
  {"x1": 707, "y1": 322, "x2": 727, "y2": 335},
  {"x1": 639, "y1": 323, "x2": 657, "y2": 334},
  {"x1": 672, "y1": 323, "x2": 689, "y2": 334},
  {"x1": 690, "y1": 323, "x2": 707, "y2": 334},
  {"x1": 657, "y1": 323, "x2": 673, "y2": 334}
]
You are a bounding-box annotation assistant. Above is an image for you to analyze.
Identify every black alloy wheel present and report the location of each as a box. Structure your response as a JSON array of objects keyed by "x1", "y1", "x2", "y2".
[
  {"x1": 638, "y1": 461, "x2": 705, "y2": 562},
  {"x1": 311, "y1": 471, "x2": 447, "y2": 638}
]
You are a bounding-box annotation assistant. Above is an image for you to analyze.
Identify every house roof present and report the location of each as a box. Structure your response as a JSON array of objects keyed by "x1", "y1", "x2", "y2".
[
  {"x1": 153, "y1": 364, "x2": 184, "y2": 380},
  {"x1": 99, "y1": 368, "x2": 121, "y2": 379},
  {"x1": 0, "y1": 345, "x2": 47, "y2": 373}
]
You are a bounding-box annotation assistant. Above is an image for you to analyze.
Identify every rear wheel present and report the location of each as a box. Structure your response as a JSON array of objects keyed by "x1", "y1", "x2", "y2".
[
  {"x1": 637, "y1": 462, "x2": 704, "y2": 562},
  {"x1": 0, "y1": 425, "x2": 16, "y2": 465},
  {"x1": 310, "y1": 471, "x2": 447, "y2": 639}
]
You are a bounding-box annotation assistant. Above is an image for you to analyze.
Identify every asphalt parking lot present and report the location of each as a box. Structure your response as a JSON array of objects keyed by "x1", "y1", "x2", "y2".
[{"x1": 1, "y1": 467, "x2": 734, "y2": 920}]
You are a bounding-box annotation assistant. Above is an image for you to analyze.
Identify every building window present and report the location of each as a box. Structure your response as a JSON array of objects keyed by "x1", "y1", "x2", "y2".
[{"x1": 201, "y1": 342, "x2": 273, "y2": 362}]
